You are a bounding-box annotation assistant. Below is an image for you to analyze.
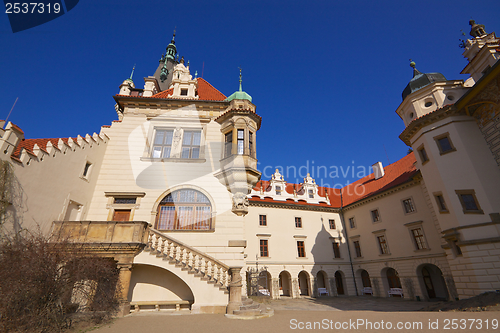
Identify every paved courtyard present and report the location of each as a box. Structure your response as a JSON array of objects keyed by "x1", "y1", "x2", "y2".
[{"x1": 89, "y1": 297, "x2": 499, "y2": 333}]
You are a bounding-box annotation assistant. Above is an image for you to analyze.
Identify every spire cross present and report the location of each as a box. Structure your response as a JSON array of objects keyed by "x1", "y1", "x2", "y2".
[
  {"x1": 238, "y1": 67, "x2": 242, "y2": 92},
  {"x1": 129, "y1": 64, "x2": 136, "y2": 80}
]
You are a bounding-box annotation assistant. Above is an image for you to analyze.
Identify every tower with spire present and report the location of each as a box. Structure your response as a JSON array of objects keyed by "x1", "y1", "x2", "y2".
[
  {"x1": 461, "y1": 20, "x2": 500, "y2": 82},
  {"x1": 215, "y1": 69, "x2": 261, "y2": 216},
  {"x1": 153, "y1": 30, "x2": 180, "y2": 91}
]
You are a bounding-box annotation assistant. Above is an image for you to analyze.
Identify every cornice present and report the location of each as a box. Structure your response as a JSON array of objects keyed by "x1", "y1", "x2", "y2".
[
  {"x1": 249, "y1": 200, "x2": 340, "y2": 213},
  {"x1": 343, "y1": 173, "x2": 422, "y2": 211},
  {"x1": 399, "y1": 105, "x2": 466, "y2": 145}
]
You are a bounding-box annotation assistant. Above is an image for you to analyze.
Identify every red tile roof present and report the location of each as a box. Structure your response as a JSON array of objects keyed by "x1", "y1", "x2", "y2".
[
  {"x1": 150, "y1": 78, "x2": 226, "y2": 101},
  {"x1": 12, "y1": 137, "x2": 77, "y2": 158},
  {"x1": 341, "y1": 152, "x2": 418, "y2": 206},
  {"x1": 252, "y1": 180, "x2": 342, "y2": 207}
]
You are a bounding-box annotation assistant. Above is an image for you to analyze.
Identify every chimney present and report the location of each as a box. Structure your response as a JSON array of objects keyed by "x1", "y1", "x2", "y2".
[{"x1": 372, "y1": 162, "x2": 385, "y2": 180}]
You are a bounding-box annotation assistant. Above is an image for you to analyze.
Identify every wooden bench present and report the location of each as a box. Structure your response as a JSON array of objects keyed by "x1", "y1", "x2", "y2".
[
  {"x1": 362, "y1": 287, "x2": 373, "y2": 295},
  {"x1": 318, "y1": 288, "x2": 329, "y2": 296},
  {"x1": 388, "y1": 288, "x2": 404, "y2": 297},
  {"x1": 130, "y1": 300, "x2": 191, "y2": 313}
]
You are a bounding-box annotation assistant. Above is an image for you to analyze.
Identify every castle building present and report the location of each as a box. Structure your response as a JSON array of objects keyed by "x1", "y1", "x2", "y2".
[{"x1": 1, "y1": 20, "x2": 499, "y2": 315}]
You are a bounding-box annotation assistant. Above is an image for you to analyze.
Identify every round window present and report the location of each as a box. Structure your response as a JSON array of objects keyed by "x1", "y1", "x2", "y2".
[
  {"x1": 447, "y1": 95, "x2": 455, "y2": 101},
  {"x1": 409, "y1": 112, "x2": 414, "y2": 119},
  {"x1": 424, "y1": 101, "x2": 433, "y2": 107}
]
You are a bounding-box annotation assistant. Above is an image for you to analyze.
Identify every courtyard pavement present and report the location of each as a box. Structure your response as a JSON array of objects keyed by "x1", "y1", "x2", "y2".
[{"x1": 90, "y1": 297, "x2": 499, "y2": 333}]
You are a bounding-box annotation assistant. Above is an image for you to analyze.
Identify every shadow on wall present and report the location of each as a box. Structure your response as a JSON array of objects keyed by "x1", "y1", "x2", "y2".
[
  {"x1": 310, "y1": 223, "x2": 346, "y2": 298},
  {"x1": 128, "y1": 264, "x2": 194, "y2": 302}
]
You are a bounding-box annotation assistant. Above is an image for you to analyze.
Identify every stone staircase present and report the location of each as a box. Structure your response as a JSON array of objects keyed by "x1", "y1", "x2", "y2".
[
  {"x1": 225, "y1": 296, "x2": 274, "y2": 319},
  {"x1": 145, "y1": 228, "x2": 230, "y2": 292}
]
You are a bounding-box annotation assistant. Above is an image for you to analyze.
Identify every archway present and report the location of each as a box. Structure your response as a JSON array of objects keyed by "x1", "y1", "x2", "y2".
[
  {"x1": 385, "y1": 268, "x2": 402, "y2": 297},
  {"x1": 279, "y1": 271, "x2": 292, "y2": 297},
  {"x1": 417, "y1": 264, "x2": 449, "y2": 300},
  {"x1": 128, "y1": 264, "x2": 194, "y2": 307},
  {"x1": 334, "y1": 271, "x2": 345, "y2": 295},
  {"x1": 316, "y1": 271, "x2": 327, "y2": 289},
  {"x1": 258, "y1": 271, "x2": 272, "y2": 296},
  {"x1": 298, "y1": 271, "x2": 310, "y2": 296},
  {"x1": 361, "y1": 270, "x2": 371, "y2": 288}
]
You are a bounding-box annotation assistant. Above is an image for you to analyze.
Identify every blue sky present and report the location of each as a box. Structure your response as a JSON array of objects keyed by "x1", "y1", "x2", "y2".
[{"x1": 1, "y1": 0, "x2": 499, "y2": 186}]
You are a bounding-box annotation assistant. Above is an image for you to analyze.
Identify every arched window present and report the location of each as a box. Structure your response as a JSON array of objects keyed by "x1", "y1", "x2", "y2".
[{"x1": 156, "y1": 189, "x2": 212, "y2": 231}]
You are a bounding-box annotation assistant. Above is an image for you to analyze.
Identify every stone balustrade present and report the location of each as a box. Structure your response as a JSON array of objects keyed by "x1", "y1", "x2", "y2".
[{"x1": 147, "y1": 228, "x2": 231, "y2": 289}]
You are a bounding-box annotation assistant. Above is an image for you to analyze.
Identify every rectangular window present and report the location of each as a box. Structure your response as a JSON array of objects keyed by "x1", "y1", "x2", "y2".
[
  {"x1": 297, "y1": 241, "x2": 305, "y2": 257},
  {"x1": 260, "y1": 239, "x2": 268, "y2": 257},
  {"x1": 418, "y1": 146, "x2": 429, "y2": 164},
  {"x1": 329, "y1": 219, "x2": 336, "y2": 229},
  {"x1": 276, "y1": 186, "x2": 281, "y2": 195},
  {"x1": 332, "y1": 241, "x2": 340, "y2": 258},
  {"x1": 237, "y1": 129, "x2": 244, "y2": 155},
  {"x1": 434, "y1": 194, "x2": 448, "y2": 213},
  {"x1": 456, "y1": 190, "x2": 483, "y2": 214},
  {"x1": 308, "y1": 189, "x2": 314, "y2": 198},
  {"x1": 402, "y1": 198, "x2": 415, "y2": 214},
  {"x1": 180, "y1": 88, "x2": 188, "y2": 96},
  {"x1": 153, "y1": 129, "x2": 174, "y2": 158},
  {"x1": 377, "y1": 235, "x2": 389, "y2": 254},
  {"x1": 82, "y1": 162, "x2": 92, "y2": 178},
  {"x1": 349, "y1": 217, "x2": 355, "y2": 229},
  {"x1": 225, "y1": 132, "x2": 232, "y2": 157},
  {"x1": 295, "y1": 217, "x2": 302, "y2": 228},
  {"x1": 353, "y1": 240, "x2": 362, "y2": 258},
  {"x1": 411, "y1": 228, "x2": 427, "y2": 250},
  {"x1": 249, "y1": 132, "x2": 253, "y2": 156},
  {"x1": 114, "y1": 197, "x2": 137, "y2": 204},
  {"x1": 259, "y1": 214, "x2": 267, "y2": 226},
  {"x1": 181, "y1": 130, "x2": 201, "y2": 159},
  {"x1": 371, "y1": 209, "x2": 380, "y2": 222},
  {"x1": 434, "y1": 133, "x2": 456, "y2": 155}
]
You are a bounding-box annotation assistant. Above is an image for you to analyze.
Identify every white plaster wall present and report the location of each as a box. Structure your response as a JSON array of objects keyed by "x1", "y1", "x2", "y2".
[
  {"x1": 0, "y1": 132, "x2": 108, "y2": 235},
  {"x1": 86, "y1": 105, "x2": 245, "y2": 267}
]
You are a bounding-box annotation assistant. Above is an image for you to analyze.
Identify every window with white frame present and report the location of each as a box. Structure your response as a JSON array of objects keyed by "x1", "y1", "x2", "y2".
[
  {"x1": 153, "y1": 129, "x2": 174, "y2": 158},
  {"x1": 411, "y1": 227, "x2": 427, "y2": 250},
  {"x1": 402, "y1": 198, "x2": 415, "y2": 214},
  {"x1": 152, "y1": 128, "x2": 202, "y2": 159},
  {"x1": 376, "y1": 234, "x2": 389, "y2": 254}
]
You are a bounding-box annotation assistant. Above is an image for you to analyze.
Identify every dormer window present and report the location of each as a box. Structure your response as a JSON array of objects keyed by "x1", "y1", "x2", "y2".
[
  {"x1": 308, "y1": 189, "x2": 314, "y2": 198},
  {"x1": 181, "y1": 89, "x2": 188, "y2": 96},
  {"x1": 276, "y1": 186, "x2": 282, "y2": 195}
]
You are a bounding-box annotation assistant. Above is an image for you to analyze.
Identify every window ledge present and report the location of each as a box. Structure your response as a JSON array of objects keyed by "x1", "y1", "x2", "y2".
[
  {"x1": 414, "y1": 248, "x2": 431, "y2": 252},
  {"x1": 378, "y1": 253, "x2": 391, "y2": 256},
  {"x1": 438, "y1": 210, "x2": 450, "y2": 214},
  {"x1": 158, "y1": 229, "x2": 215, "y2": 233},
  {"x1": 296, "y1": 257, "x2": 308, "y2": 260},
  {"x1": 332, "y1": 257, "x2": 344, "y2": 260},
  {"x1": 439, "y1": 148, "x2": 457, "y2": 156},
  {"x1": 463, "y1": 210, "x2": 484, "y2": 215},
  {"x1": 80, "y1": 176, "x2": 90, "y2": 182},
  {"x1": 141, "y1": 157, "x2": 206, "y2": 163}
]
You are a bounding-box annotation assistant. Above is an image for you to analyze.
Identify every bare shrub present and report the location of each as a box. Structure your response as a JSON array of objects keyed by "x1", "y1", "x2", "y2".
[{"x1": 0, "y1": 234, "x2": 120, "y2": 332}]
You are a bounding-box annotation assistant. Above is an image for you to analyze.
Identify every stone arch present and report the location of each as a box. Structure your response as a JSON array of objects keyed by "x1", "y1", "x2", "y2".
[
  {"x1": 279, "y1": 270, "x2": 292, "y2": 297},
  {"x1": 150, "y1": 185, "x2": 217, "y2": 229},
  {"x1": 416, "y1": 263, "x2": 449, "y2": 301},
  {"x1": 381, "y1": 267, "x2": 402, "y2": 297},
  {"x1": 316, "y1": 270, "x2": 328, "y2": 289},
  {"x1": 128, "y1": 264, "x2": 194, "y2": 304},
  {"x1": 258, "y1": 270, "x2": 272, "y2": 296},
  {"x1": 298, "y1": 270, "x2": 310, "y2": 296},
  {"x1": 334, "y1": 270, "x2": 346, "y2": 295}
]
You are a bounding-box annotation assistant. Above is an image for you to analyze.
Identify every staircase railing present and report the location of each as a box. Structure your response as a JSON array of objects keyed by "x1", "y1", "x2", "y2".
[{"x1": 146, "y1": 228, "x2": 230, "y2": 289}]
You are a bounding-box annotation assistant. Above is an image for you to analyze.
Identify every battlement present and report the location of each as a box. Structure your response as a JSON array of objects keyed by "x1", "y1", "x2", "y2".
[{"x1": 0, "y1": 121, "x2": 109, "y2": 167}]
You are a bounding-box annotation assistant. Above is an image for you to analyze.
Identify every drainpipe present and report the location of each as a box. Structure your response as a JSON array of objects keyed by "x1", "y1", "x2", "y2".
[{"x1": 339, "y1": 190, "x2": 359, "y2": 296}]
